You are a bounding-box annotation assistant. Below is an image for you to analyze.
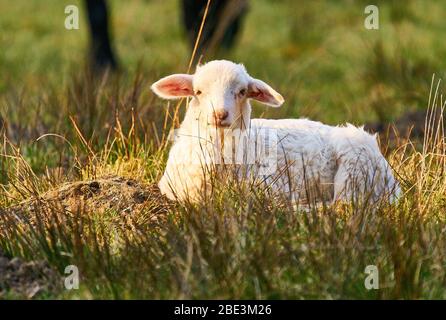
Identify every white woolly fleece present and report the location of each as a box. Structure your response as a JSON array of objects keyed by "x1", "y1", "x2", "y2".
[{"x1": 152, "y1": 60, "x2": 400, "y2": 204}]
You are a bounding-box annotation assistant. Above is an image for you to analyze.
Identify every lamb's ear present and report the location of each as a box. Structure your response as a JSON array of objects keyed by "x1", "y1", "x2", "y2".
[
  {"x1": 248, "y1": 78, "x2": 284, "y2": 107},
  {"x1": 151, "y1": 74, "x2": 194, "y2": 99}
]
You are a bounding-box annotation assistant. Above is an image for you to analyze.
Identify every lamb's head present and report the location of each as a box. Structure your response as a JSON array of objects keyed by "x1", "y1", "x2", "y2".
[{"x1": 151, "y1": 60, "x2": 284, "y2": 130}]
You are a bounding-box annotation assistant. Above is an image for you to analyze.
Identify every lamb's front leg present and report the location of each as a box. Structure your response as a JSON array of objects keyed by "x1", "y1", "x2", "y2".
[{"x1": 159, "y1": 163, "x2": 210, "y2": 202}]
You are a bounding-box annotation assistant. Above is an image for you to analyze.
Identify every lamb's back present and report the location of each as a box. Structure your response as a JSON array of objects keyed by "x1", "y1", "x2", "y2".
[
  {"x1": 250, "y1": 118, "x2": 333, "y2": 150},
  {"x1": 250, "y1": 118, "x2": 337, "y2": 200}
]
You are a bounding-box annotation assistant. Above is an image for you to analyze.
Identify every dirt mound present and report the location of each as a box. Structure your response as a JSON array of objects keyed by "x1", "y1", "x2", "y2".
[
  {"x1": 0, "y1": 250, "x2": 61, "y2": 299},
  {"x1": 44, "y1": 175, "x2": 171, "y2": 215},
  {"x1": 0, "y1": 176, "x2": 172, "y2": 298},
  {"x1": 8, "y1": 175, "x2": 172, "y2": 220}
]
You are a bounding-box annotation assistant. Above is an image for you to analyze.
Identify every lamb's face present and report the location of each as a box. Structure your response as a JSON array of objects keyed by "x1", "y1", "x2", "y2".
[
  {"x1": 151, "y1": 60, "x2": 285, "y2": 130},
  {"x1": 191, "y1": 61, "x2": 250, "y2": 128}
]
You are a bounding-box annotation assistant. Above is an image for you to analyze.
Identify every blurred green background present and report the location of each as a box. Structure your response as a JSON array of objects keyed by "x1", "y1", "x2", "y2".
[{"x1": 1, "y1": 0, "x2": 445, "y2": 125}]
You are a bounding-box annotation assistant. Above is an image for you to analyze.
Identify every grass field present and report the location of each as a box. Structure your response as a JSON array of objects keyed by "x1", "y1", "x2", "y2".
[{"x1": 1, "y1": 0, "x2": 446, "y2": 299}]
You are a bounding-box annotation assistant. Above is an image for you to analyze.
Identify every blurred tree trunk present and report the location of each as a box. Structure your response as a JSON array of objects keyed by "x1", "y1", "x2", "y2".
[
  {"x1": 84, "y1": 0, "x2": 117, "y2": 71},
  {"x1": 181, "y1": 0, "x2": 248, "y2": 64}
]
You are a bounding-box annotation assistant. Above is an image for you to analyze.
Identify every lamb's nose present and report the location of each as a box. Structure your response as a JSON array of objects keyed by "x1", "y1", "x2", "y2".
[{"x1": 214, "y1": 110, "x2": 229, "y2": 120}]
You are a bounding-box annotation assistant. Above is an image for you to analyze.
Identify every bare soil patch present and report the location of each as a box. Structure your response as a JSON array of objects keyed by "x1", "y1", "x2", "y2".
[{"x1": 0, "y1": 250, "x2": 61, "y2": 299}]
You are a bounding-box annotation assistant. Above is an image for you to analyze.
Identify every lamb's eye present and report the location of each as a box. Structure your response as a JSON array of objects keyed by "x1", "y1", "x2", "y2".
[
  {"x1": 195, "y1": 90, "x2": 202, "y2": 96},
  {"x1": 239, "y1": 89, "x2": 246, "y2": 96}
]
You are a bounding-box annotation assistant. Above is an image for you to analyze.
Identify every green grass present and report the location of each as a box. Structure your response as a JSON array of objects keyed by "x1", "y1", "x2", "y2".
[{"x1": 1, "y1": 0, "x2": 446, "y2": 299}]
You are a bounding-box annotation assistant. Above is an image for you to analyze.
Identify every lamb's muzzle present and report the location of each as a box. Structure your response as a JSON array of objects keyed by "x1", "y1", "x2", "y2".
[
  {"x1": 211, "y1": 110, "x2": 230, "y2": 127},
  {"x1": 151, "y1": 59, "x2": 401, "y2": 204}
]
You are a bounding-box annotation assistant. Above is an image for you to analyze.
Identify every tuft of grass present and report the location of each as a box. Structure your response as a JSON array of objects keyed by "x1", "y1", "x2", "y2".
[{"x1": 2, "y1": 70, "x2": 446, "y2": 299}]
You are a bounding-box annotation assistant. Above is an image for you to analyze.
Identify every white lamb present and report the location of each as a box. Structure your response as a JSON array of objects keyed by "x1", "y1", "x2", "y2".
[{"x1": 151, "y1": 60, "x2": 400, "y2": 204}]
